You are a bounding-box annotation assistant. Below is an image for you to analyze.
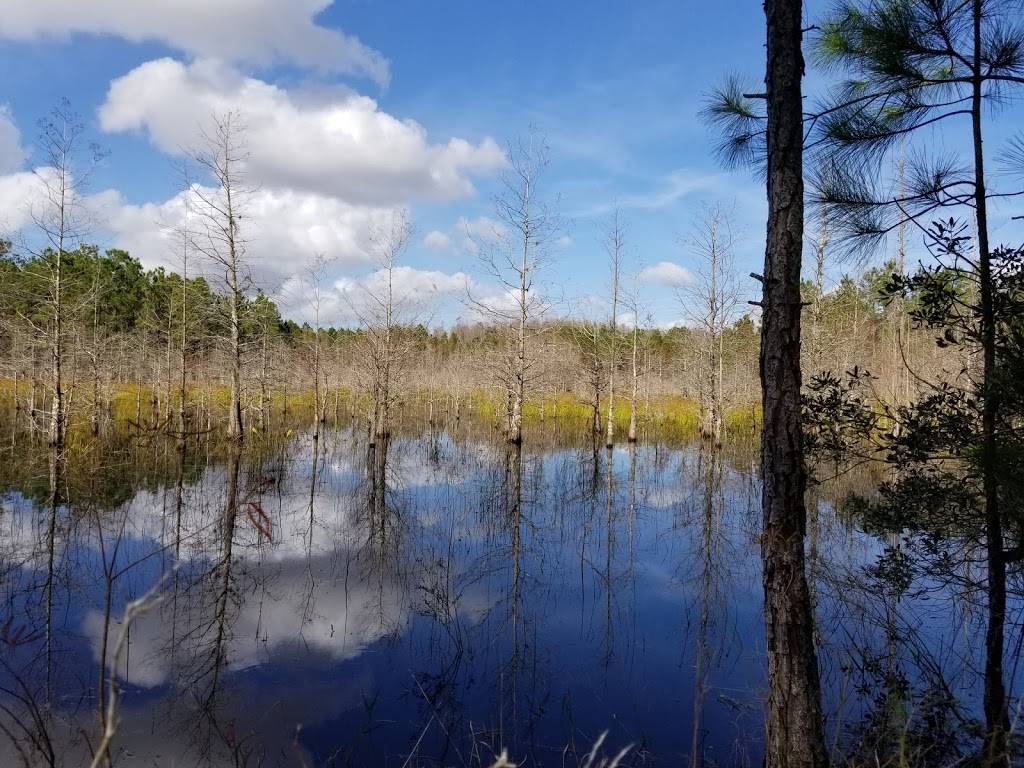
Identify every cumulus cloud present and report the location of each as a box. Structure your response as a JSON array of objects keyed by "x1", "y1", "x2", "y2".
[
  {"x1": 463, "y1": 285, "x2": 553, "y2": 324},
  {"x1": 457, "y1": 215, "x2": 505, "y2": 241},
  {"x1": 423, "y1": 229, "x2": 451, "y2": 251},
  {"x1": 0, "y1": 107, "x2": 26, "y2": 174},
  {"x1": 638, "y1": 260, "x2": 692, "y2": 287},
  {"x1": 345, "y1": 265, "x2": 469, "y2": 302},
  {"x1": 0, "y1": 167, "x2": 121, "y2": 244},
  {"x1": 0, "y1": 169, "x2": 472, "y2": 325},
  {"x1": 0, "y1": 171, "x2": 41, "y2": 234},
  {"x1": 454, "y1": 214, "x2": 507, "y2": 253},
  {"x1": 1, "y1": 0, "x2": 390, "y2": 85},
  {"x1": 338, "y1": 266, "x2": 469, "y2": 318},
  {"x1": 108, "y1": 184, "x2": 396, "y2": 287},
  {"x1": 274, "y1": 265, "x2": 470, "y2": 326},
  {"x1": 99, "y1": 58, "x2": 506, "y2": 205}
]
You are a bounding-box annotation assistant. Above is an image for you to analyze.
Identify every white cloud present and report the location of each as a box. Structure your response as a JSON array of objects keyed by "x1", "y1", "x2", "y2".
[
  {"x1": 99, "y1": 58, "x2": 506, "y2": 205},
  {"x1": 108, "y1": 184, "x2": 396, "y2": 287},
  {"x1": 0, "y1": 167, "x2": 121, "y2": 244},
  {"x1": 0, "y1": 171, "x2": 41, "y2": 234},
  {"x1": 618, "y1": 310, "x2": 637, "y2": 329},
  {"x1": 1, "y1": 0, "x2": 390, "y2": 85},
  {"x1": 351, "y1": 265, "x2": 469, "y2": 302},
  {"x1": 464, "y1": 285, "x2": 551, "y2": 324},
  {"x1": 423, "y1": 229, "x2": 451, "y2": 251},
  {"x1": 638, "y1": 260, "x2": 692, "y2": 287},
  {"x1": 457, "y1": 215, "x2": 505, "y2": 241},
  {"x1": 455, "y1": 214, "x2": 507, "y2": 253},
  {"x1": 274, "y1": 265, "x2": 470, "y2": 326},
  {"x1": 0, "y1": 169, "x2": 474, "y2": 325},
  {"x1": 0, "y1": 107, "x2": 26, "y2": 173},
  {"x1": 337, "y1": 266, "x2": 469, "y2": 316}
]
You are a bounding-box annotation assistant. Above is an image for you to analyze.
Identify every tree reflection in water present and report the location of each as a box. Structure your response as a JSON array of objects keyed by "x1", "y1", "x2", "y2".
[{"x1": 0, "y1": 421, "x2": 1015, "y2": 766}]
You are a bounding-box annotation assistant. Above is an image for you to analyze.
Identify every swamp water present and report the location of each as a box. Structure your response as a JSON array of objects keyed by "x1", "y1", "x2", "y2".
[{"x1": 0, "y1": 425, "x2": 1006, "y2": 766}]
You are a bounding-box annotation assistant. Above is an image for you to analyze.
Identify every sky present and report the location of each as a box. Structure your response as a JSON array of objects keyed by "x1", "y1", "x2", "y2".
[{"x1": 0, "y1": 0, "x2": 1022, "y2": 328}]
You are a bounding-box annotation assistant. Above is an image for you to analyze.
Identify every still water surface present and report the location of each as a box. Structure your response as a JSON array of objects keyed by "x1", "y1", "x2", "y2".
[{"x1": 0, "y1": 426, "x2": 998, "y2": 766}]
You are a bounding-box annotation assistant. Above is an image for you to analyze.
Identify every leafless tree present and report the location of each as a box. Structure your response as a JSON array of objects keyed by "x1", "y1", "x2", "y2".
[
  {"x1": 622, "y1": 283, "x2": 646, "y2": 443},
  {"x1": 569, "y1": 311, "x2": 606, "y2": 441},
  {"x1": 468, "y1": 130, "x2": 561, "y2": 444},
  {"x1": 189, "y1": 112, "x2": 252, "y2": 443},
  {"x1": 23, "y1": 100, "x2": 103, "y2": 449},
  {"x1": 805, "y1": 206, "x2": 830, "y2": 378},
  {"x1": 681, "y1": 204, "x2": 741, "y2": 445},
  {"x1": 604, "y1": 210, "x2": 625, "y2": 448},
  {"x1": 349, "y1": 209, "x2": 415, "y2": 445},
  {"x1": 88, "y1": 580, "x2": 166, "y2": 768},
  {"x1": 305, "y1": 255, "x2": 332, "y2": 437},
  {"x1": 157, "y1": 163, "x2": 198, "y2": 440}
]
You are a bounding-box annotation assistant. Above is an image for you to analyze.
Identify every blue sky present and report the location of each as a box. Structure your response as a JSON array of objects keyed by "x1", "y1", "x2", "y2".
[{"x1": 0, "y1": 0, "x2": 1021, "y2": 327}]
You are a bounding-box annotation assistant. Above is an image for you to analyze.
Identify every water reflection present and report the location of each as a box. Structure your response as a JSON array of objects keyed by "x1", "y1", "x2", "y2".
[{"x1": 0, "y1": 424, "x2": 1014, "y2": 766}]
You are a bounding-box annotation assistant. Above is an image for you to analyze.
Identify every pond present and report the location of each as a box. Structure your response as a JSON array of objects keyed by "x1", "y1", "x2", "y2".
[{"x1": 0, "y1": 424, "x2": 1004, "y2": 766}]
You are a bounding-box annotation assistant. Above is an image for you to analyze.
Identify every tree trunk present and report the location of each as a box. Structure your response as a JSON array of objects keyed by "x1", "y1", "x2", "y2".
[
  {"x1": 628, "y1": 322, "x2": 638, "y2": 442},
  {"x1": 510, "y1": 311, "x2": 525, "y2": 444},
  {"x1": 509, "y1": 215, "x2": 529, "y2": 446},
  {"x1": 760, "y1": 1, "x2": 828, "y2": 766},
  {"x1": 49, "y1": 247, "x2": 65, "y2": 450},
  {"x1": 971, "y1": 3, "x2": 1008, "y2": 763},
  {"x1": 228, "y1": 283, "x2": 244, "y2": 442},
  {"x1": 259, "y1": 333, "x2": 268, "y2": 433},
  {"x1": 606, "y1": 240, "x2": 620, "y2": 448}
]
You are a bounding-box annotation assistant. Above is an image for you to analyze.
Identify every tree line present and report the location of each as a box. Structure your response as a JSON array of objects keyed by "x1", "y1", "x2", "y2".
[{"x1": 0, "y1": 231, "x2": 967, "y2": 450}]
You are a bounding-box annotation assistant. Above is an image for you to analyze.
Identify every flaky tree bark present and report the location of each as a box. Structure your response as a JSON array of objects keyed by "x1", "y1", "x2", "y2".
[{"x1": 760, "y1": 1, "x2": 828, "y2": 766}]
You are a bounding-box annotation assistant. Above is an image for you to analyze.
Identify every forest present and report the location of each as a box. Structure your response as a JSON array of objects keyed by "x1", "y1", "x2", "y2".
[
  {"x1": 0, "y1": 0, "x2": 1023, "y2": 767},
  {"x1": 0, "y1": 234, "x2": 947, "y2": 444}
]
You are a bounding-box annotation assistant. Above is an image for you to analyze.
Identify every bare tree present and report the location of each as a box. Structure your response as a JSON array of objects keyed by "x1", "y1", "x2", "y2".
[
  {"x1": 605, "y1": 210, "x2": 625, "y2": 448},
  {"x1": 189, "y1": 112, "x2": 251, "y2": 443},
  {"x1": 159, "y1": 164, "x2": 197, "y2": 440},
  {"x1": 350, "y1": 210, "x2": 414, "y2": 445},
  {"x1": 681, "y1": 204, "x2": 741, "y2": 445},
  {"x1": 89, "y1": 580, "x2": 166, "y2": 768},
  {"x1": 622, "y1": 284, "x2": 646, "y2": 443},
  {"x1": 306, "y1": 255, "x2": 331, "y2": 436},
  {"x1": 24, "y1": 100, "x2": 103, "y2": 449},
  {"x1": 804, "y1": 207, "x2": 830, "y2": 377},
  {"x1": 569, "y1": 311, "x2": 606, "y2": 442},
  {"x1": 468, "y1": 130, "x2": 561, "y2": 444}
]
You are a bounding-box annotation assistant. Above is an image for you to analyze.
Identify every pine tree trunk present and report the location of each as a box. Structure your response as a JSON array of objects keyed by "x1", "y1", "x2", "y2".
[
  {"x1": 971, "y1": 3, "x2": 1008, "y2": 763},
  {"x1": 760, "y1": 2, "x2": 828, "y2": 766}
]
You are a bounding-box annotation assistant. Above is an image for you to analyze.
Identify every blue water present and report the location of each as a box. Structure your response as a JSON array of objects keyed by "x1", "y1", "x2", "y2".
[{"x1": 0, "y1": 428, "x2": 1000, "y2": 766}]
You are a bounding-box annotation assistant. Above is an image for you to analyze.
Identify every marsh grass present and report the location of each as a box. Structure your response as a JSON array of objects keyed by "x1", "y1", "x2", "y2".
[{"x1": 0, "y1": 377, "x2": 762, "y2": 444}]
